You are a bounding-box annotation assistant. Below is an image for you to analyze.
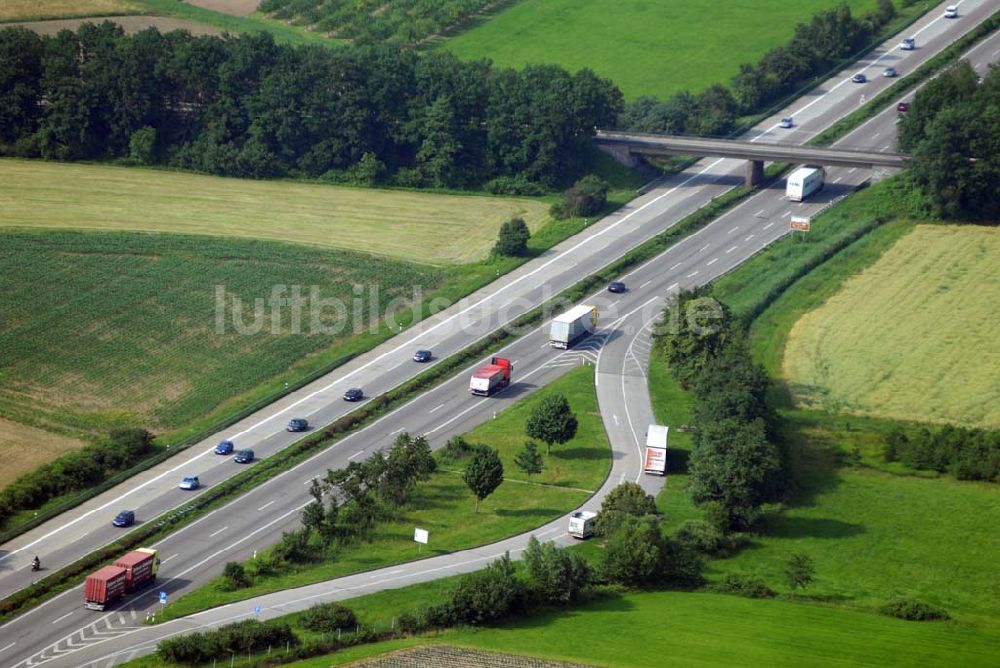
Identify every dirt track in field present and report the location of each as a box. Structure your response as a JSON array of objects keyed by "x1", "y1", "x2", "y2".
[
  {"x1": 9, "y1": 15, "x2": 223, "y2": 35},
  {"x1": 185, "y1": 0, "x2": 261, "y2": 17}
]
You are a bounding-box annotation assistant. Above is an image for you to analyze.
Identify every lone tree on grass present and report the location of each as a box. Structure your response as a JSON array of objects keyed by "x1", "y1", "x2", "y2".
[
  {"x1": 463, "y1": 445, "x2": 504, "y2": 513},
  {"x1": 526, "y1": 393, "x2": 578, "y2": 456},
  {"x1": 493, "y1": 217, "x2": 530, "y2": 257},
  {"x1": 784, "y1": 552, "x2": 815, "y2": 593},
  {"x1": 515, "y1": 441, "x2": 544, "y2": 478}
]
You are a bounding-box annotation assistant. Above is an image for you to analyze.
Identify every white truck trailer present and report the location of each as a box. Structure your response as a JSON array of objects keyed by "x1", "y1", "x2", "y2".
[
  {"x1": 643, "y1": 425, "x2": 669, "y2": 476},
  {"x1": 785, "y1": 166, "x2": 825, "y2": 201},
  {"x1": 568, "y1": 511, "x2": 597, "y2": 539},
  {"x1": 549, "y1": 304, "x2": 598, "y2": 349}
]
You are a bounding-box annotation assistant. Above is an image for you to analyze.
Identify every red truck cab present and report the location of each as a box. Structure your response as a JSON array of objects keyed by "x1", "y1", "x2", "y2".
[{"x1": 470, "y1": 357, "x2": 512, "y2": 396}]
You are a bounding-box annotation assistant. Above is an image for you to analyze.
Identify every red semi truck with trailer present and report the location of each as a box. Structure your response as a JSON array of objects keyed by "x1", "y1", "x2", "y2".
[
  {"x1": 84, "y1": 548, "x2": 159, "y2": 610},
  {"x1": 469, "y1": 357, "x2": 512, "y2": 396}
]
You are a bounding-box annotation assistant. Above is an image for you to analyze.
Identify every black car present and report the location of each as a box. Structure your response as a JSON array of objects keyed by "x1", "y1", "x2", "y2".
[
  {"x1": 607, "y1": 281, "x2": 627, "y2": 294},
  {"x1": 413, "y1": 349, "x2": 433, "y2": 363},
  {"x1": 287, "y1": 417, "x2": 309, "y2": 432},
  {"x1": 234, "y1": 449, "x2": 255, "y2": 464},
  {"x1": 112, "y1": 510, "x2": 135, "y2": 528},
  {"x1": 343, "y1": 387, "x2": 364, "y2": 402},
  {"x1": 852, "y1": 73, "x2": 867, "y2": 83}
]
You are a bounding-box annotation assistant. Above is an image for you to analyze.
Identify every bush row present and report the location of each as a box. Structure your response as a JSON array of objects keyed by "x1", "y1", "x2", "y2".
[
  {"x1": 157, "y1": 620, "x2": 298, "y2": 665},
  {"x1": 885, "y1": 425, "x2": 1000, "y2": 482},
  {"x1": 0, "y1": 428, "x2": 155, "y2": 526}
]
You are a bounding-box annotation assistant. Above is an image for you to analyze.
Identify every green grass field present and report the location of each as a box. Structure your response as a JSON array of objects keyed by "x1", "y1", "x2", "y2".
[
  {"x1": 783, "y1": 224, "x2": 1000, "y2": 429},
  {"x1": 0, "y1": 159, "x2": 550, "y2": 265},
  {"x1": 157, "y1": 365, "x2": 610, "y2": 620},
  {"x1": 442, "y1": 0, "x2": 880, "y2": 100},
  {"x1": 0, "y1": 230, "x2": 441, "y2": 439}
]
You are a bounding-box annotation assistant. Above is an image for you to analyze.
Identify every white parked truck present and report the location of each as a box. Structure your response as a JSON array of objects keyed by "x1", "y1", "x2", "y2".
[
  {"x1": 643, "y1": 425, "x2": 669, "y2": 476},
  {"x1": 568, "y1": 511, "x2": 597, "y2": 539},
  {"x1": 549, "y1": 304, "x2": 598, "y2": 349},
  {"x1": 786, "y1": 166, "x2": 825, "y2": 201}
]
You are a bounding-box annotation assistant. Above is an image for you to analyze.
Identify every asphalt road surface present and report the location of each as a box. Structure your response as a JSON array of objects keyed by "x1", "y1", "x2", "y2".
[{"x1": 2, "y1": 2, "x2": 998, "y2": 666}]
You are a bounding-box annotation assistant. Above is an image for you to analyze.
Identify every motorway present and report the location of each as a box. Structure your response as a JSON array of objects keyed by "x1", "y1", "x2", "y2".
[{"x1": 2, "y1": 2, "x2": 998, "y2": 665}]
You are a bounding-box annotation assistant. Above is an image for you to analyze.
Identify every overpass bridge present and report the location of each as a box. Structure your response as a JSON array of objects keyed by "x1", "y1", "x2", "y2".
[{"x1": 593, "y1": 130, "x2": 910, "y2": 186}]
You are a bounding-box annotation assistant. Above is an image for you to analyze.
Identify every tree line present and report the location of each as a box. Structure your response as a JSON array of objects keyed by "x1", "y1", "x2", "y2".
[
  {"x1": 884, "y1": 424, "x2": 1000, "y2": 482},
  {"x1": 0, "y1": 23, "x2": 620, "y2": 190},
  {"x1": 0, "y1": 428, "x2": 156, "y2": 527},
  {"x1": 899, "y1": 60, "x2": 1000, "y2": 220},
  {"x1": 618, "y1": 1, "x2": 901, "y2": 138},
  {"x1": 656, "y1": 291, "x2": 787, "y2": 530}
]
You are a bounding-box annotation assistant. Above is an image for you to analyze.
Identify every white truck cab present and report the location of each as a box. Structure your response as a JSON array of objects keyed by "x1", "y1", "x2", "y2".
[{"x1": 568, "y1": 511, "x2": 597, "y2": 539}]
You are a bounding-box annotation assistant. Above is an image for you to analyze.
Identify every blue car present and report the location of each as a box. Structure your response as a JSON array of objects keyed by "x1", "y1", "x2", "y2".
[
  {"x1": 112, "y1": 510, "x2": 135, "y2": 528},
  {"x1": 214, "y1": 440, "x2": 234, "y2": 455}
]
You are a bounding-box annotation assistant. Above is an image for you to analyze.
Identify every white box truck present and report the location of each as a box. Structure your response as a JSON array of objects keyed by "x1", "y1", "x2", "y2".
[
  {"x1": 643, "y1": 425, "x2": 668, "y2": 476},
  {"x1": 786, "y1": 166, "x2": 825, "y2": 201},
  {"x1": 568, "y1": 511, "x2": 597, "y2": 539},
  {"x1": 549, "y1": 304, "x2": 598, "y2": 349}
]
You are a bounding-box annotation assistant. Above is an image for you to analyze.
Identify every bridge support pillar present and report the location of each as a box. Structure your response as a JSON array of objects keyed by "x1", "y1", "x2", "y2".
[{"x1": 745, "y1": 160, "x2": 764, "y2": 188}]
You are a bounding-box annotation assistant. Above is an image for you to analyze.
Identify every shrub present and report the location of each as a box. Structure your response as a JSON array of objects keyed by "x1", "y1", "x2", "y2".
[
  {"x1": 601, "y1": 516, "x2": 666, "y2": 587},
  {"x1": 484, "y1": 175, "x2": 547, "y2": 196},
  {"x1": 450, "y1": 553, "x2": 524, "y2": 625},
  {"x1": 221, "y1": 561, "x2": 251, "y2": 590},
  {"x1": 595, "y1": 482, "x2": 658, "y2": 537},
  {"x1": 879, "y1": 598, "x2": 950, "y2": 621},
  {"x1": 493, "y1": 217, "x2": 531, "y2": 257},
  {"x1": 552, "y1": 175, "x2": 609, "y2": 219},
  {"x1": 129, "y1": 126, "x2": 156, "y2": 164},
  {"x1": 673, "y1": 520, "x2": 737, "y2": 556},
  {"x1": 300, "y1": 602, "x2": 357, "y2": 633},
  {"x1": 712, "y1": 573, "x2": 776, "y2": 598},
  {"x1": 157, "y1": 620, "x2": 298, "y2": 665},
  {"x1": 442, "y1": 435, "x2": 473, "y2": 461}
]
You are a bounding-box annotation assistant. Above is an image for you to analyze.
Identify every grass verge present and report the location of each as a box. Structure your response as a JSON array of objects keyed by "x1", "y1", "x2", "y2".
[{"x1": 156, "y1": 364, "x2": 609, "y2": 621}]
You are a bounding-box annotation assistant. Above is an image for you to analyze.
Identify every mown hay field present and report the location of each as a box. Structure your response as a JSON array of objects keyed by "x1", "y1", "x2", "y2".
[
  {"x1": 0, "y1": 0, "x2": 142, "y2": 21},
  {"x1": 0, "y1": 159, "x2": 550, "y2": 265},
  {"x1": 0, "y1": 230, "x2": 441, "y2": 439},
  {"x1": 442, "y1": 0, "x2": 881, "y2": 100},
  {"x1": 783, "y1": 224, "x2": 1000, "y2": 429}
]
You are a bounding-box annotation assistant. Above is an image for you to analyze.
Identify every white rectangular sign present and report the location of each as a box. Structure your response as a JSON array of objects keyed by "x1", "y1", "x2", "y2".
[
  {"x1": 414, "y1": 528, "x2": 429, "y2": 544},
  {"x1": 790, "y1": 216, "x2": 811, "y2": 232}
]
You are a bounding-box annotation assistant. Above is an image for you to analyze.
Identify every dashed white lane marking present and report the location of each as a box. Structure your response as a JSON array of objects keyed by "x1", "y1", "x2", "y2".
[
  {"x1": 209, "y1": 526, "x2": 228, "y2": 538},
  {"x1": 613, "y1": 414, "x2": 620, "y2": 427},
  {"x1": 834, "y1": 176, "x2": 843, "y2": 183},
  {"x1": 726, "y1": 246, "x2": 738, "y2": 253},
  {"x1": 389, "y1": 427, "x2": 404, "y2": 435},
  {"x1": 51, "y1": 612, "x2": 73, "y2": 625},
  {"x1": 687, "y1": 270, "x2": 699, "y2": 278},
  {"x1": 782, "y1": 211, "x2": 792, "y2": 218},
  {"x1": 763, "y1": 222, "x2": 774, "y2": 230},
  {"x1": 667, "y1": 283, "x2": 679, "y2": 291},
  {"x1": 0, "y1": 642, "x2": 16, "y2": 653},
  {"x1": 429, "y1": 403, "x2": 445, "y2": 413},
  {"x1": 349, "y1": 450, "x2": 365, "y2": 460},
  {"x1": 745, "y1": 234, "x2": 756, "y2": 241},
  {"x1": 706, "y1": 258, "x2": 718, "y2": 266},
  {"x1": 728, "y1": 226, "x2": 739, "y2": 234},
  {"x1": 640, "y1": 280, "x2": 652, "y2": 289},
  {"x1": 699, "y1": 243, "x2": 710, "y2": 252},
  {"x1": 669, "y1": 262, "x2": 681, "y2": 271},
  {"x1": 162, "y1": 553, "x2": 180, "y2": 563},
  {"x1": 848, "y1": 168, "x2": 857, "y2": 173},
  {"x1": 873, "y1": 132, "x2": 880, "y2": 139},
  {"x1": 754, "y1": 209, "x2": 765, "y2": 217},
  {"x1": 256, "y1": 500, "x2": 275, "y2": 511}
]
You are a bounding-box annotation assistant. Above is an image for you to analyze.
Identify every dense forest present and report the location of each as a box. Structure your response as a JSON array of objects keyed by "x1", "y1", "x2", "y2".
[{"x1": 0, "y1": 24, "x2": 620, "y2": 189}]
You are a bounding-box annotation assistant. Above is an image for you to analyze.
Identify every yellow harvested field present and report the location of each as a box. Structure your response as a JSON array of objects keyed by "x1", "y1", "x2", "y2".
[
  {"x1": 0, "y1": 418, "x2": 85, "y2": 488},
  {"x1": 0, "y1": 0, "x2": 142, "y2": 22},
  {"x1": 0, "y1": 159, "x2": 550, "y2": 264},
  {"x1": 784, "y1": 224, "x2": 1000, "y2": 429}
]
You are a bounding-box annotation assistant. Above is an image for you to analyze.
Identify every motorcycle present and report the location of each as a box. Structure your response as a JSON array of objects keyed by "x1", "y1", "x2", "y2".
[{"x1": 31, "y1": 557, "x2": 40, "y2": 572}]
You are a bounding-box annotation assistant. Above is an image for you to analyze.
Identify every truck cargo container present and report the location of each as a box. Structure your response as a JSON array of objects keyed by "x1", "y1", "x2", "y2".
[
  {"x1": 549, "y1": 305, "x2": 599, "y2": 349},
  {"x1": 84, "y1": 548, "x2": 159, "y2": 610},
  {"x1": 470, "y1": 357, "x2": 512, "y2": 396},
  {"x1": 643, "y1": 425, "x2": 669, "y2": 476},
  {"x1": 785, "y1": 166, "x2": 825, "y2": 202},
  {"x1": 84, "y1": 565, "x2": 128, "y2": 610},
  {"x1": 568, "y1": 511, "x2": 597, "y2": 539}
]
